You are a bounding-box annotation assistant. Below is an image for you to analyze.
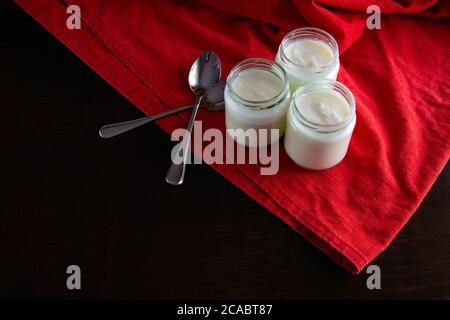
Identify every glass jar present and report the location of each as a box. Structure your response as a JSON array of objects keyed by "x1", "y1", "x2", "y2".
[
  {"x1": 284, "y1": 80, "x2": 356, "y2": 170},
  {"x1": 275, "y1": 27, "x2": 340, "y2": 92},
  {"x1": 225, "y1": 58, "x2": 291, "y2": 148}
]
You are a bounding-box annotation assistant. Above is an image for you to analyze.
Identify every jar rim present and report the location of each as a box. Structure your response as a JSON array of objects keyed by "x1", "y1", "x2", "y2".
[
  {"x1": 226, "y1": 58, "x2": 290, "y2": 110},
  {"x1": 279, "y1": 27, "x2": 339, "y2": 74},
  {"x1": 291, "y1": 80, "x2": 356, "y2": 133}
]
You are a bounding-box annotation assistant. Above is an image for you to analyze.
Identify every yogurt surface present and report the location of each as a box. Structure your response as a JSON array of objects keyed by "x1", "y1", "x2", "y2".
[
  {"x1": 231, "y1": 69, "x2": 283, "y2": 101},
  {"x1": 297, "y1": 90, "x2": 350, "y2": 125},
  {"x1": 284, "y1": 39, "x2": 334, "y2": 69}
]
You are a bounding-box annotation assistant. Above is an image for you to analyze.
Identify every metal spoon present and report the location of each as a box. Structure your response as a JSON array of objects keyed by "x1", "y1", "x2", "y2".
[
  {"x1": 98, "y1": 81, "x2": 225, "y2": 139},
  {"x1": 166, "y1": 51, "x2": 221, "y2": 185}
]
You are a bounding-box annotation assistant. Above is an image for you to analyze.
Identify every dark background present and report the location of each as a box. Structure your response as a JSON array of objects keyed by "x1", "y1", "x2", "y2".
[{"x1": 1, "y1": 2, "x2": 449, "y2": 299}]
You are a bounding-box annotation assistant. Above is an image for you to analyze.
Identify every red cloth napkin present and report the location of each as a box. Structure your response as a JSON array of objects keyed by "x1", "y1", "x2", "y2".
[{"x1": 16, "y1": 0, "x2": 450, "y2": 273}]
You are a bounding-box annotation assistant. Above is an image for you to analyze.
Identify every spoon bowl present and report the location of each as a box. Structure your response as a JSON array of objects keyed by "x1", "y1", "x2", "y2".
[{"x1": 189, "y1": 51, "x2": 221, "y2": 95}]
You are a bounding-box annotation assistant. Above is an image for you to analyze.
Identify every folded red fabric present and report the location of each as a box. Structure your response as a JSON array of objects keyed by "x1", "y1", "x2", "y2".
[{"x1": 16, "y1": 0, "x2": 450, "y2": 273}]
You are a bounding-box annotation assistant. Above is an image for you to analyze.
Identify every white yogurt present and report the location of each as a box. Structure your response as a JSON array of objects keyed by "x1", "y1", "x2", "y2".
[
  {"x1": 276, "y1": 28, "x2": 340, "y2": 92},
  {"x1": 284, "y1": 80, "x2": 356, "y2": 170},
  {"x1": 299, "y1": 91, "x2": 350, "y2": 125},
  {"x1": 225, "y1": 58, "x2": 290, "y2": 148},
  {"x1": 284, "y1": 39, "x2": 334, "y2": 69},
  {"x1": 231, "y1": 69, "x2": 283, "y2": 101}
]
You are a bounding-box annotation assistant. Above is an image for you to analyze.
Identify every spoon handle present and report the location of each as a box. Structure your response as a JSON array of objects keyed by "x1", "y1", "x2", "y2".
[
  {"x1": 98, "y1": 104, "x2": 194, "y2": 139},
  {"x1": 166, "y1": 95, "x2": 203, "y2": 185}
]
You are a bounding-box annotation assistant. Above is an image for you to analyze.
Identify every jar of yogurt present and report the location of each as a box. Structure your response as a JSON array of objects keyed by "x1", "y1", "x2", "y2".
[
  {"x1": 284, "y1": 80, "x2": 356, "y2": 170},
  {"x1": 225, "y1": 58, "x2": 291, "y2": 148},
  {"x1": 276, "y1": 27, "x2": 340, "y2": 92}
]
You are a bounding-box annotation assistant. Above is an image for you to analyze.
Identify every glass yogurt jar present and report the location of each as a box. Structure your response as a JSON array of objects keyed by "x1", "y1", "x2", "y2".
[
  {"x1": 284, "y1": 80, "x2": 356, "y2": 170},
  {"x1": 225, "y1": 58, "x2": 291, "y2": 148},
  {"x1": 276, "y1": 27, "x2": 340, "y2": 92}
]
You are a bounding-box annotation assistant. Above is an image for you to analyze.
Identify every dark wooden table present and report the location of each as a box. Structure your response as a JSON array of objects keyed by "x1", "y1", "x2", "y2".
[{"x1": 1, "y1": 2, "x2": 449, "y2": 299}]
